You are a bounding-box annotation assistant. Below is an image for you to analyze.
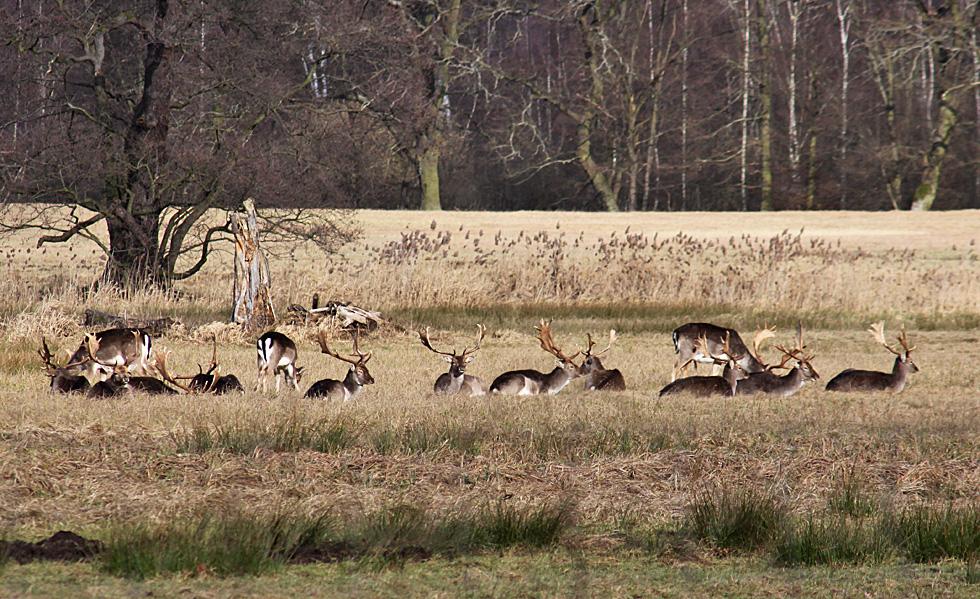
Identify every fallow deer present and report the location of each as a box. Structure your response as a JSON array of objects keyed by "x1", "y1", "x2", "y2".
[
  {"x1": 659, "y1": 332, "x2": 745, "y2": 397},
  {"x1": 825, "y1": 322, "x2": 918, "y2": 393},
  {"x1": 671, "y1": 323, "x2": 767, "y2": 381},
  {"x1": 736, "y1": 324, "x2": 820, "y2": 397},
  {"x1": 38, "y1": 337, "x2": 91, "y2": 393},
  {"x1": 66, "y1": 327, "x2": 153, "y2": 384},
  {"x1": 86, "y1": 365, "x2": 131, "y2": 399},
  {"x1": 183, "y1": 336, "x2": 244, "y2": 394},
  {"x1": 256, "y1": 331, "x2": 304, "y2": 393},
  {"x1": 580, "y1": 330, "x2": 626, "y2": 391},
  {"x1": 420, "y1": 324, "x2": 487, "y2": 396},
  {"x1": 305, "y1": 328, "x2": 375, "y2": 401},
  {"x1": 489, "y1": 320, "x2": 582, "y2": 395}
]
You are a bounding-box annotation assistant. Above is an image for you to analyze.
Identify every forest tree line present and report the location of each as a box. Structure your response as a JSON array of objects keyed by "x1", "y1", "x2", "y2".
[{"x1": 0, "y1": 0, "x2": 977, "y2": 284}]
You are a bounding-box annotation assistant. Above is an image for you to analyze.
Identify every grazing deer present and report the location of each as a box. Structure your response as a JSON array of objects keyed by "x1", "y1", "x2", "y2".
[
  {"x1": 659, "y1": 332, "x2": 745, "y2": 397},
  {"x1": 305, "y1": 329, "x2": 375, "y2": 400},
  {"x1": 671, "y1": 323, "x2": 767, "y2": 381},
  {"x1": 825, "y1": 322, "x2": 918, "y2": 393},
  {"x1": 420, "y1": 325, "x2": 487, "y2": 396},
  {"x1": 256, "y1": 331, "x2": 304, "y2": 393},
  {"x1": 736, "y1": 324, "x2": 820, "y2": 397},
  {"x1": 38, "y1": 337, "x2": 91, "y2": 393},
  {"x1": 489, "y1": 320, "x2": 582, "y2": 395},
  {"x1": 66, "y1": 328, "x2": 153, "y2": 383},
  {"x1": 581, "y1": 330, "x2": 626, "y2": 391}
]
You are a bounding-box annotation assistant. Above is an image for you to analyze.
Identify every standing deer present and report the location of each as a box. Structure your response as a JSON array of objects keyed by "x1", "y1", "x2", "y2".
[
  {"x1": 581, "y1": 330, "x2": 626, "y2": 391},
  {"x1": 256, "y1": 331, "x2": 304, "y2": 393},
  {"x1": 65, "y1": 328, "x2": 153, "y2": 384},
  {"x1": 825, "y1": 322, "x2": 918, "y2": 393},
  {"x1": 671, "y1": 323, "x2": 767, "y2": 381},
  {"x1": 420, "y1": 325, "x2": 487, "y2": 396},
  {"x1": 736, "y1": 324, "x2": 820, "y2": 397},
  {"x1": 659, "y1": 333, "x2": 745, "y2": 397},
  {"x1": 489, "y1": 320, "x2": 582, "y2": 395},
  {"x1": 305, "y1": 329, "x2": 375, "y2": 400}
]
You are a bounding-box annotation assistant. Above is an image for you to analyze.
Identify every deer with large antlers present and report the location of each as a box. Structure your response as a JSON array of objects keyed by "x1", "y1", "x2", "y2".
[
  {"x1": 581, "y1": 330, "x2": 626, "y2": 391},
  {"x1": 489, "y1": 320, "x2": 583, "y2": 395},
  {"x1": 63, "y1": 328, "x2": 153, "y2": 385},
  {"x1": 420, "y1": 325, "x2": 487, "y2": 396},
  {"x1": 38, "y1": 337, "x2": 92, "y2": 393},
  {"x1": 670, "y1": 323, "x2": 768, "y2": 381},
  {"x1": 659, "y1": 332, "x2": 745, "y2": 397},
  {"x1": 825, "y1": 322, "x2": 918, "y2": 393},
  {"x1": 305, "y1": 328, "x2": 375, "y2": 400},
  {"x1": 256, "y1": 331, "x2": 304, "y2": 393},
  {"x1": 180, "y1": 336, "x2": 244, "y2": 394},
  {"x1": 736, "y1": 323, "x2": 820, "y2": 397}
]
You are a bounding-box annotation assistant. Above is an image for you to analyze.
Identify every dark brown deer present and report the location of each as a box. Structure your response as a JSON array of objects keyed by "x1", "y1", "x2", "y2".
[
  {"x1": 420, "y1": 325, "x2": 487, "y2": 396},
  {"x1": 182, "y1": 336, "x2": 244, "y2": 394},
  {"x1": 825, "y1": 322, "x2": 918, "y2": 393},
  {"x1": 581, "y1": 330, "x2": 626, "y2": 391},
  {"x1": 736, "y1": 324, "x2": 820, "y2": 397},
  {"x1": 489, "y1": 320, "x2": 582, "y2": 395},
  {"x1": 659, "y1": 333, "x2": 745, "y2": 398},
  {"x1": 671, "y1": 323, "x2": 767, "y2": 381},
  {"x1": 38, "y1": 337, "x2": 91, "y2": 393},
  {"x1": 305, "y1": 329, "x2": 375, "y2": 401}
]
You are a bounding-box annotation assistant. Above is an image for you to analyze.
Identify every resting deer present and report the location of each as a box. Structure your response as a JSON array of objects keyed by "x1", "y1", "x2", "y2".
[
  {"x1": 671, "y1": 323, "x2": 767, "y2": 381},
  {"x1": 659, "y1": 332, "x2": 745, "y2": 397},
  {"x1": 305, "y1": 328, "x2": 375, "y2": 400},
  {"x1": 489, "y1": 320, "x2": 582, "y2": 395},
  {"x1": 182, "y1": 336, "x2": 244, "y2": 394},
  {"x1": 256, "y1": 331, "x2": 304, "y2": 393},
  {"x1": 736, "y1": 324, "x2": 820, "y2": 397},
  {"x1": 38, "y1": 337, "x2": 91, "y2": 393},
  {"x1": 420, "y1": 325, "x2": 487, "y2": 396},
  {"x1": 825, "y1": 322, "x2": 918, "y2": 393},
  {"x1": 87, "y1": 365, "x2": 131, "y2": 399},
  {"x1": 64, "y1": 328, "x2": 153, "y2": 384},
  {"x1": 581, "y1": 330, "x2": 626, "y2": 391}
]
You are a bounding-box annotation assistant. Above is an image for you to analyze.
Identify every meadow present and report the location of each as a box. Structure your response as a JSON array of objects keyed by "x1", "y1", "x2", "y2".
[{"x1": 0, "y1": 208, "x2": 979, "y2": 598}]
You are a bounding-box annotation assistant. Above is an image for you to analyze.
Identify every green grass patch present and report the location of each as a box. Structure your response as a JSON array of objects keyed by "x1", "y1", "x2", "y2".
[
  {"x1": 686, "y1": 485, "x2": 788, "y2": 553},
  {"x1": 774, "y1": 516, "x2": 893, "y2": 566},
  {"x1": 885, "y1": 504, "x2": 980, "y2": 562},
  {"x1": 175, "y1": 415, "x2": 360, "y2": 455}
]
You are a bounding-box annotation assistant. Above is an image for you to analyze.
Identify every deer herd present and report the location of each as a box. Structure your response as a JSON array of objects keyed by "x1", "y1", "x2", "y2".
[{"x1": 36, "y1": 319, "x2": 919, "y2": 400}]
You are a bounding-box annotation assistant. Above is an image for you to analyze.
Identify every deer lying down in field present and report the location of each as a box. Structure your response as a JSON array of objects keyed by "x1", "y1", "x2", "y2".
[
  {"x1": 177, "y1": 337, "x2": 245, "y2": 395},
  {"x1": 825, "y1": 322, "x2": 918, "y2": 393},
  {"x1": 671, "y1": 323, "x2": 767, "y2": 381},
  {"x1": 419, "y1": 325, "x2": 487, "y2": 396},
  {"x1": 489, "y1": 320, "x2": 582, "y2": 395},
  {"x1": 735, "y1": 324, "x2": 819, "y2": 397},
  {"x1": 305, "y1": 329, "x2": 375, "y2": 401},
  {"x1": 659, "y1": 333, "x2": 745, "y2": 398},
  {"x1": 38, "y1": 338, "x2": 91, "y2": 393},
  {"x1": 580, "y1": 330, "x2": 626, "y2": 391}
]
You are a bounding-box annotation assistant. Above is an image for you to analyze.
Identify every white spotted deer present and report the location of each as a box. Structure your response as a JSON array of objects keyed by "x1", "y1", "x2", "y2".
[
  {"x1": 581, "y1": 330, "x2": 626, "y2": 391},
  {"x1": 659, "y1": 332, "x2": 745, "y2": 398},
  {"x1": 256, "y1": 331, "x2": 304, "y2": 393},
  {"x1": 670, "y1": 323, "x2": 767, "y2": 381},
  {"x1": 489, "y1": 320, "x2": 582, "y2": 395},
  {"x1": 825, "y1": 322, "x2": 918, "y2": 393},
  {"x1": 736, "y1": 324, "x2": 820, "y2": 397},
  {"x1": 305, "y1": 328, "x2": 375, "y2": 401},
  {"x1": 419, "y1": 325, "x2": 487, "y2": 396}
]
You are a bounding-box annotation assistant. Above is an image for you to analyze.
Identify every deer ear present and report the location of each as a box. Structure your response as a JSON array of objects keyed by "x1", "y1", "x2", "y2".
[
  {"x1": 443, "y1": 355, "x2": 454, "y2": 363},
  {"x1": 464, "y1": 355, "x2": 476, "y2": 363}
]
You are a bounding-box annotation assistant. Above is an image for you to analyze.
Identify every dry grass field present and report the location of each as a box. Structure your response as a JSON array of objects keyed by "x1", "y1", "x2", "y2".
[{"x1": 0, "y1": 208, "x2": 979, "y2": 597}]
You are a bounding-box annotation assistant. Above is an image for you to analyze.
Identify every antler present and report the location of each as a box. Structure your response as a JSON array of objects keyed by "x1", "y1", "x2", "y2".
[
  {"x1": 896, "y1": 325, "x2": 915, "y2": 355},
  {"x1": 775, "y1": 322, "x2": 815, "y2": 367},
  {"x1": 152, "y1": 350, "x2": 192, "y2": 392},
  {"x1": 535, "y1": 319, "x2": 579, "y2": 363},
  {"x1": 37, "y1": 338, "x2": 58, "y2": 371},
  {"x1": 460, "y1": 324, "x2": 487, "y2": 358},
  {"x1": 752, "y1": 327, "x2": 775, "y2": 360},
  {"x1": 317, "y1": 328, "x2": 367, "y2": 366},
  {"x1": 419, "y1": 327, "x2": 455, "y2": 358},
  {"x1": 583, "y1": 330, "x2": 617, "y2": 358},
  {"x1": 869, "y1": 321, "x2": 904, "y2": 356}
]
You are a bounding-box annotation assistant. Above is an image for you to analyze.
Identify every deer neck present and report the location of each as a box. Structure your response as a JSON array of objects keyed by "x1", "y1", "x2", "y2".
[
  {"x1": 889, "y1": 355, "x2": 909, "y2": 391},
  {"x1": 343, "y1": 368, "x2": 364, "y2": 399},
  {"x1": 543, "y1": 365, "x2": 577, "y2": 394},
  {"x1": 739, "y1": 354, "x2": 767, "y2": 374}
]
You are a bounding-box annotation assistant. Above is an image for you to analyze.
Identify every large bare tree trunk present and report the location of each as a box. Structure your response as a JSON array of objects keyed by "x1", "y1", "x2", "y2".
[
  {"x1": 231, "y1": 199, "x2": 276, "y2": 330},
  {"x1": 835, "y1": 0, "x2": 850, "y2": 209},
  {"x1": 911, "y1": 91, "x2": 957, "y2": 211},
  {"x1": 754, "y1": 0, "x2": 772, "y2": 211}
]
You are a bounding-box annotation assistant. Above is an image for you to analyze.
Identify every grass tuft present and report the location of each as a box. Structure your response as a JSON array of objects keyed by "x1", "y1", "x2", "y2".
[
  {"x1": 774, "y1": 516, "x2": 892, "y2": 566},
  {"x1": 686, "y1": 485, "x2": 788, "y2": 553},
  {"x1": 885, "y1": 504, "x2": 980, "y2": 562}
]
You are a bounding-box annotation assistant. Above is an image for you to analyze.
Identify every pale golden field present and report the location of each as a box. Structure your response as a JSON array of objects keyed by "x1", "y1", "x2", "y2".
[{"x1": 0, "y1": 208, "x2": 979, "y2": 597}]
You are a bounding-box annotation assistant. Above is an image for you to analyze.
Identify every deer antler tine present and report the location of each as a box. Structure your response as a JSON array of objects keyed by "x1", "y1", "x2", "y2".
[
  {"x1": 461, "y1": 324, "x2": 487, "y2": 357},
  {"x1": 752, "y1": 328, "x2": 775, "y2": 359},
  {"x1": 869, "y1": 321, "x2": 901, "y2": 355}
]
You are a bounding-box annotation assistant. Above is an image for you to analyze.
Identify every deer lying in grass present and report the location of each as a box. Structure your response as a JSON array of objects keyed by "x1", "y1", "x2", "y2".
[
  {"x1": 419, "y1": 325, "x2": 487, "y2": 396},
  {"x1": 179, "y1": 336, "x2": 244, "y2": 394},
  {"x1": 38, "y1": 337, "x2": 91, "y2": 393},
  {"x1": 580, "y1": 330, "x2": 626, "y2": 391},
  {"x1": 670, "y1": 323, "x2": 767, "y2": 381},
  {"x1": 256, "y1": 331, "x2": 304, "y2": 393},
  {"x1": 736, "y1": 324, "x2": 819, "y2": 397},
  {"x1": 489, "y1": 320, "x2": 582, "y2": 395},
  {"x1": 825, "y1": 322, "x2": 918, "y2": 393},
  {"x1": 305, "y1": 329, "x2": 375, "y2": 401},
  {"x1": 659, "y1": 333, "x2": 745, "y2": 398},
  {"x1": 66, "y1": 327, "x2": 153, "y2": 384}
]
